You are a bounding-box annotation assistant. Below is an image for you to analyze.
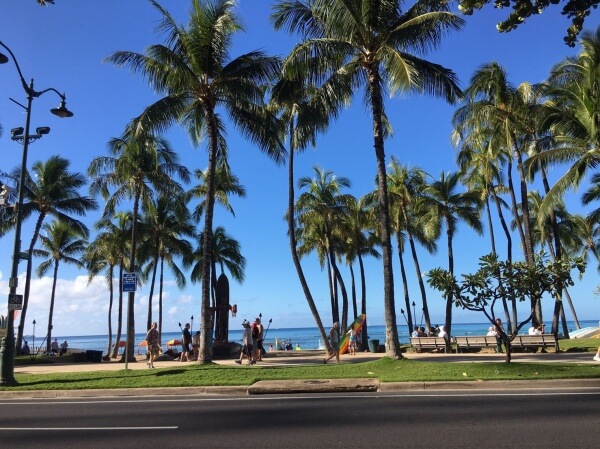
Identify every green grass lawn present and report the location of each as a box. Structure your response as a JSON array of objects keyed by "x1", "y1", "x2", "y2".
[{"x1": 3, "y1": 338, "x2": 599, "y2": 391}]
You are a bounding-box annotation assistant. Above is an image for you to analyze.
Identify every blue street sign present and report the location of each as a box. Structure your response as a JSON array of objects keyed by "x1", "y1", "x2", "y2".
[{"x1": 122, "y1": 272, "x2": 137, "y2": 292}]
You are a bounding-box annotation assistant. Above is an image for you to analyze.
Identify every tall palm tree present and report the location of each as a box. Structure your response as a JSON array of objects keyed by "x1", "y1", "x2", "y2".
[
  {"x1": 453, "y1": 63, "x2": 537, "y2": 266},
  {"x1": 106, "y1": 0, "x2": 284, "y2": 363},
  {"x1": 272, "y1": 0, "x2": 463, "y2": 357},
  {"x1": 85, "y1": 212, "x2": 132, "y2": 358},
  {"x1": 269, "y1": 74, "x2": 348, "y2": 355},
  {"x1": 342, "y1": 195, "x2": 380, "y2": 350},
  {"x1": 9, "y1": 155, "x2": 97, "y2": 355},
  {"x1": 386, "y1": 160, "x2": 438, "y2": 333},
  {"x1": 422, "y1": 172, "x2": 483, "y2": 342},
  {"x1": 88, "y1": 131, "x2": 189, "y2": 362},
  {"x1": 295, "y1": 166, "x2": 353, "y2": 330},
  {"x1": 455, "y1": 136, "x2": 516, "y2": 329},
  {"x1": 140, "y1": 194, "x2": 194, "y2": 337},
  {"x1": 33, "y1": 220, "x2": 87, "y2": 353}
]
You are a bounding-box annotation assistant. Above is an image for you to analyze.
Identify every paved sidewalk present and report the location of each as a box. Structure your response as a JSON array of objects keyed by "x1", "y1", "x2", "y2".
[{"x1": 13, "y1": 349, "x2": 600, "y2": 375}]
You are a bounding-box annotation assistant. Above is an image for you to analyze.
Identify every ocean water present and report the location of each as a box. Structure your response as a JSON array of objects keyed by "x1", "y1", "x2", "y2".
[{"x1": 27, "y1": 320, "x2": 598, "y2": 354}]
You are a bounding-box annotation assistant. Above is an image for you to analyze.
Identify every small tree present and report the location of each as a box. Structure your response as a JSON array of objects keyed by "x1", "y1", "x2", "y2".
[{"x1": 427, "y1": 253, "x2": 584, "y2": 362}]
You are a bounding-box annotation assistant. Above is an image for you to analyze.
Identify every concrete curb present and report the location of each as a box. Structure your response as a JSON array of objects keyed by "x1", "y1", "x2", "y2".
[{"x1": 247, "y1": 378, "x2": 379, "y2": 395}]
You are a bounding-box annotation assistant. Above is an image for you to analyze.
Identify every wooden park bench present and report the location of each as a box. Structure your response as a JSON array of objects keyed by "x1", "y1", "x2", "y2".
[
  {"x1": 455, "y1": 335, "x2": 499, "y2": 353},
  {"x1": 409, "y1": 336, "x2": 450, "y2": 353},
  {"x1": 510, "y1": 334, "x2": 560, "y2": 352}
]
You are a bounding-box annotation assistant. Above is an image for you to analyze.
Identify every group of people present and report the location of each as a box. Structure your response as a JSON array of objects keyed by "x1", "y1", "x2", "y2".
[
  {"x1": 411, "y1": 324, "x2": 442, "y2": 338},
  {"x1": 236, "y1": 317, "x2": 265, "y2": 365},
  {"x1": 322, "y1": 321, "x2": 363, "y2": 364},
  {"x1": 144, "y1": 320, "x2": 201, "y2": 368},
  {"x1": 49, "y1": 338, "x2": 69, "y2": 356}
]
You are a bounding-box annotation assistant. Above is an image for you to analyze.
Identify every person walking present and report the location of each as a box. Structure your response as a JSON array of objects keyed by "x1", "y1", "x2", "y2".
[
  {"x1": 180, "y1": 323, "x2": 191, "y2": 362},
  {"x1": 145, "y1": 322, "x2": 160, "y2": 368},
  {"x1": 346, "y1": 327, "x2": 357, "y2": 355},
  {"x1": 324, "y1": 322, "x2": 340, "y2": 364},
  {"x1": 235, "y1": 320, "x2": 255, "y2": 365},
  {"x1": 593, "y1": 346, "x2": 600, "y2": 362},
  {"x1": 254, "y1": 317, "x2": 265, "y2": 361}
]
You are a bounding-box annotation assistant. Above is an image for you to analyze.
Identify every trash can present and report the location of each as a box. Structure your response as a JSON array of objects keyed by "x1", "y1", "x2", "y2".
[
  {"x1": 85, "y1": 350, "x2": 102, "y2": 363},
  {"x1": 369, "y1": 339, "x2": 380, "y2": 353}
]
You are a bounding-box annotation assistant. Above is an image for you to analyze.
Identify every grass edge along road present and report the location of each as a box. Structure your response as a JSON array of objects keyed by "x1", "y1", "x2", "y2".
[{"x1": 3, "y1": 343, "x2": 600, "y2": 391}]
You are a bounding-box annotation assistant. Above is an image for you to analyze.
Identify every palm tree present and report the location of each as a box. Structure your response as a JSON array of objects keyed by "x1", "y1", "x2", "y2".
[
  {"x1": 33, "y1": 220, "x2": 87, "y2": 353},
  {"x1": 296, "y1": 167, "x2": 353, "y2": 330},
  {"x1": 272, "y1": 0, "x2": 464, "y2": 357},
  {"x1": 85, "y1": 212, "x2": 132, "y2": 358},
  {"x1": 528, "y1": 26, "x2": 600, "y2": 217},
  {"x1": 106, "y1": 0, "x2": 284, "y2": 363},
  {"x1": 342, "y1": 195, "x2": 380, "y2": 350},
  {"x1": 186, "y1": 226, "x2": 246, "y2": 342},
  {"x1": 386, "y1": 160, "x2": 438, "y2": 333},
  {"x1": 269, "y1": 74, "x2": 348, "y2": 355},
  {"x1": 140, "y1": 194, "x2": 194, "y2": 337},
  {"x1": 88, "y1": 131, "x2": 189, "y2": 362},
  {"x1": 453, "y1": 63, "x2": 537, "y2": 267},
  {"x1": 455, "y1": 135, "x2": 516, "y2": 329},
  {"x1": 9, "y1": 155, "x2": 97, "y2": 355},
  {"x1": 422, "y1": 172, "x2": 483, "y2": 342},
  {"x1": 187, "y1": 161, "x2": 246, "y2": 222}
]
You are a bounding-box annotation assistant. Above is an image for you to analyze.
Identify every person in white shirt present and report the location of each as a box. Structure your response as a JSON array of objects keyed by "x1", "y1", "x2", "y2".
[{"x1": 528, "y1": 323, "x2": 544, "y2": 335}]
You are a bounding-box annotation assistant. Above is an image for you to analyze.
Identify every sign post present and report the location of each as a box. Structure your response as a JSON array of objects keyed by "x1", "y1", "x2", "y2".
[{"x1": 122, "y1": 273, "x2": 136, "y2": 292}]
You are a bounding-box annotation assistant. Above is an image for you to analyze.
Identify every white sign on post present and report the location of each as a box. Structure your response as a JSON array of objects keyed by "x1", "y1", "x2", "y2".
[{"x1": 122, "y1": 273, "x2": 137, "y2": 292}]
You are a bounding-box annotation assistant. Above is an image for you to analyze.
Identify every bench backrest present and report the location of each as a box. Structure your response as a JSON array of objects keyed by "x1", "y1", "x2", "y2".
[
  {"x1": 454, "y1": 336, "x2": 497, "y2": 347},
  {"x1": 512, "y1": 334, "x2": 557, "y2": 345},
  {"x1": 409, "y1": 337, "x2": 448, "y2": 347}
]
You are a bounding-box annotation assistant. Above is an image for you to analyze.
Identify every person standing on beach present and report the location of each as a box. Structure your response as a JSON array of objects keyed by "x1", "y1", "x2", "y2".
[
  {"x1": 324, "y1": 322, "x2": 340, "y2": 364},
  {"x1": 236, "y1": 320, "x2": 255, "y2": 365},
  {"x1": 253, "y1": 317, "x2": 265, "y2": 361},
  {"x1": 180, "y1": 323, "x2": 191, "y2": 362},
  {"x1": 145, "y1": 322, "x2": 160, "y2": 368}
]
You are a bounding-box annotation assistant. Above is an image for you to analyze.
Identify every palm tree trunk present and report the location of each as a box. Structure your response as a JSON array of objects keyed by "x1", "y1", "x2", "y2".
[
  {"x1": 46, "y1": 261, "x2": 59, "y2": 353},
  {"x1": 286, "y1": 121, "x2": 329, "y2": 352},
  {"x1": 199, "y1": 107, "x2": 220, "y2": 364},
  {"x1": 445, "y1": 221, "x2": 455, "y2": 349},
  {"x1": 146, "y1": 252, "x2": 159, "y2": 332},
  {"x1": 111, "y1": 261, "x2": 124, "y2": 358},
  {"x1": 122, "y1": 192, "x2": 140, "y2": 363},
  {"x1": 492, "y1": 186, "x2": 517, "y2": 331},
  {"x1": 17, "y1": 212, "x2": 46, "y2": 355},
  {"x1": 105, "y1": 265, "x2": 114, "y2": 358},
  {"x1": 326, "y1": 255, "x2": 338, "y2": 324},
  {"x1": 349, "y1": 263, "x2": 358, "y2": 320},
  {"x1": 358, "y1": 252, "x2": 368, "y2": 351},
  {"x1": 331, "y1": 255, "x2": 349, "y2": 334},
  {"x1": 368, "y1": 64, "x2": 401, "y2": 358},
  {"x1": 159, "y1": 256, "x2": 165, "y2": 341},
  {"x1": 396, "y1": 233, "x2": 413, "y2": 331},
  {"x1": 403, "y1": 202, "x2": 430, "y2": 329}
]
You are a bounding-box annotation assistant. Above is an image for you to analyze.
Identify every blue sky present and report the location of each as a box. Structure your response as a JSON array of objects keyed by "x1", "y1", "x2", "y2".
[{"x1": 1, "y1": 1, "x2": 599, "y2": 338}]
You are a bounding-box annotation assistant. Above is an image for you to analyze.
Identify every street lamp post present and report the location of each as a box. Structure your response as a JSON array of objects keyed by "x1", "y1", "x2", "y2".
[{"x1": 0, "y1": 40, "x2": 73, "y2": 386}]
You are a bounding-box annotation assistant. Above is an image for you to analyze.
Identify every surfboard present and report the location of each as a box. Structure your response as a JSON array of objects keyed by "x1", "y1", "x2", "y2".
[{"x1": 339, "y1": 314, "x2": 366, "y2": 354}]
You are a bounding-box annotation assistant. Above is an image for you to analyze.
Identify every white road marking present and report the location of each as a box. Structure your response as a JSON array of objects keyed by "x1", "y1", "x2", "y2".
[{"x1": 0, "y1": 426, "x2": 178, "y2": 431}]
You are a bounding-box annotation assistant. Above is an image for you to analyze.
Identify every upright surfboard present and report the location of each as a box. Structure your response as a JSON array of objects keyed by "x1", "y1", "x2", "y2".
[{"x1": 339, "y1": 314, "x2": 366, "y2": 354}]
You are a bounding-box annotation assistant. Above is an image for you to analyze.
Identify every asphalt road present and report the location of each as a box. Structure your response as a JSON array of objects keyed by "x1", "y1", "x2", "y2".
[{"x1": 1, "y1": 388, "x2": 598, "y2": 448}]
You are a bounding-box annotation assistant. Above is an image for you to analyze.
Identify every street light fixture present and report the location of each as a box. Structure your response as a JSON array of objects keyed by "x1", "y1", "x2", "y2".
[{"x1": 0, "y1": 40, "x2": 74, "y2": 386}]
